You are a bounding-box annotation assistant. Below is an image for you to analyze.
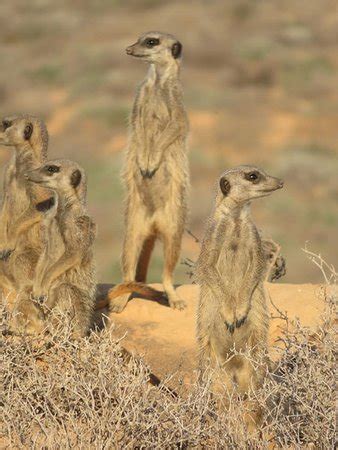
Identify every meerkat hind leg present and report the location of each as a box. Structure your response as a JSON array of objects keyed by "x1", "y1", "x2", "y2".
[
  {"x1": 162, "y1": 231, "x2": 186, "y2": 310},
  {"x1": 135, "y1": 234, "x2": 156, "y2": 282},
  {"x1": 110, "y1": 211, "x2": 150, "y2": 313}
]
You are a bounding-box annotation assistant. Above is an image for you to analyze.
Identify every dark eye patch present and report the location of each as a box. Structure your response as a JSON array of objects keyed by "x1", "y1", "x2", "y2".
[
  {"x1": 45, "y1": 165, "x2": 60, "y2": 174},
  {"x1": 2, "y1": 120, "x2": 11, "y2": 130},
  {"x1": 144, "y1": 37, "x2": 160, "y2": 48},
  {"x1": 244, "y1": 171, "x2": 261, "y2": 184}
]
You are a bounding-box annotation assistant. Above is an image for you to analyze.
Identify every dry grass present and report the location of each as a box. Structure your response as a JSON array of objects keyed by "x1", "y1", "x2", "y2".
[{"x1": 1, "y1": 277, "x2": 335, "y2": 449}]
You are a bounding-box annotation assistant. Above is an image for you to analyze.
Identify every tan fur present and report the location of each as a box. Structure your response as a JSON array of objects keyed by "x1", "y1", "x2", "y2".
[
  {"x1": 110, "y1": 31, "x2": 189, "y2": 313},
  {"x1": 196, "y1": 165, "x2": 284, "y2": 395},
  {"x1": 0, "y1": 115, "x2": 50, "y2": 295},
  {"x1": 12, "y1": 159, "x2": 96, "y2": 338},
  {"x1": 11, "y1": 285, "x2": 46, "y2": 335},
  {"x1": 97, "y1": 281, "x2": 164, "y2": 310}
]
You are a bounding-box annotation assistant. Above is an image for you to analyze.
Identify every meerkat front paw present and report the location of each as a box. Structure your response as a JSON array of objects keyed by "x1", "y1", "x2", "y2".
[
  {"x1": 109, "y1": 293, "x2": 130, "y2": 313},
  {"x1": 32, "y1": 286, "x2": 47, "y2": 304},
  {"x1": 225, "y1": 321, "x2": 235, "y2": 334},
  {"x1": 33, "y1": 294, "x2": 47, "y2": 304},
  {"x1": 235, "y1": 316, "x2": 247, "y2": 329},
  {"x1": 139, "y1": 167, "x2": 159, "y2": 179},
  {"x1": 146, "y1": 167, "x2": 159, "y2": 178},
  {"x1": 0, "y1": 249, "x2": 14, "y2": 261}
]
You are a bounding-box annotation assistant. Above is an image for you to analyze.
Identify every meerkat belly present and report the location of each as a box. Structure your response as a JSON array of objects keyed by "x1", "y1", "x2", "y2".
[
  {"x1": 217, "y1": 240, "x2": 255, "y2": 288},
  {"x1": 210, "y1": 318, "x2": 257, "y2": 357},
  {"x1": 137, "y1": 160, "x2": 186, "y2": 213}
]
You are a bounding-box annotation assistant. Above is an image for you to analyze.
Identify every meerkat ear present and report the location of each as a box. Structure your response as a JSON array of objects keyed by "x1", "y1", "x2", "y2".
[
  {"x1": 70, "y1": 169, "x2": 82, "y2": 189},
  {"x1": 24, "y1": 123, "x2": 33, "y2": 140},
  {"x1": 220, "y1": 177, "x2": 231, "y2": 196},
  {"x1": 171, "y1": 41, "x2": 182, "y2": 59}
]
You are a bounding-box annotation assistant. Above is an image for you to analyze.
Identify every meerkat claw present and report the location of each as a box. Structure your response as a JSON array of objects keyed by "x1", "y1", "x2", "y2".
[
  {"x1": 225, "y1": 321, "x2": 235, "y2": 334},
  {"x1": 147, "y1": 168, "x2": 157, "y2": 179},
  {"x1": 34, "y1": 295, "x2": 47, "y2": 304},
  {"x1": 235, "y1": 316, "x2": 246, "y2": 329}
]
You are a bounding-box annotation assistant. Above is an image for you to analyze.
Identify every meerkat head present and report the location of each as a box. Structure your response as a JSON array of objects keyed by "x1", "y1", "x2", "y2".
[
  {"x1": 126, "y1": 31, "x2": 182, "y2": 64},
  {"x1": 218, "y1": 165, "x2": 284, "y2": 206},
  {"x1": 0, "y1": 114, "x2": 48, "y2": 158},
  {"x1": 26, "y1": 159, "x2": 86, "y2": 202}
]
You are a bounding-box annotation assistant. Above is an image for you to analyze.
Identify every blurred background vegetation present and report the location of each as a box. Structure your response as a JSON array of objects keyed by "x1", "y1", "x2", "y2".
[{"x1": 0, "y1": 0, "x2": 337, "y2": 284}]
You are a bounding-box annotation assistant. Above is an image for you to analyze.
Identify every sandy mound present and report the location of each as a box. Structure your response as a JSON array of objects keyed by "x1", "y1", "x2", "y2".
[{"x1": 95, "y1": 283, "x2": 328, "y2": 384}]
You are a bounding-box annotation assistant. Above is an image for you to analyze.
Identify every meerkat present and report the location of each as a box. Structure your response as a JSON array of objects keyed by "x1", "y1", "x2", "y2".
[
  {"x1": 10, "y1": 159, "x2": 97, "y2": 337},
  {"x1": 109, "y1": 31, "x2": 189, "y2": 313},
  {"x1": 0, "y1": 115, "x2": 51, "y2": 293},
  {"x1": 196, "y1": 165, "x2": 284, "y2": 394}
]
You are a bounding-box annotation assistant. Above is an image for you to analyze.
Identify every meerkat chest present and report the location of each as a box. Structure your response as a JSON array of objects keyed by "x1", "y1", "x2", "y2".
[
  {"x1": 136, "y1": 84, "x2": 170, "y2": 125},
  {"x1": 44, "y1": 218, "x2": 65, "y2": 260},
  {"x1": 217, "y1": 221, "x2": 259, "y2": 278}
]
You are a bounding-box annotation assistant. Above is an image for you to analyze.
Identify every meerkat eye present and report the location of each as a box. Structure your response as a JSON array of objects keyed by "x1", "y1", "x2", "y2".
[
  {"x1": 145, "y1": 38, "x2": 160, "y2": 48},
  {"x1": 245, "y1": 171, "x2": 260, "y2": 183},
  {"x1": 2, "y1": 120, "x2": 11, "y2": 130},
  {"x1": 46, "y1": 165, "x2": 60, "y2": 174}
]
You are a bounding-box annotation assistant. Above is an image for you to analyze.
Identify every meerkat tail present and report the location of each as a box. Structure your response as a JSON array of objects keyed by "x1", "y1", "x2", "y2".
[{"x1": 95, "y1": 282, "x2": 165, "y2": 310}]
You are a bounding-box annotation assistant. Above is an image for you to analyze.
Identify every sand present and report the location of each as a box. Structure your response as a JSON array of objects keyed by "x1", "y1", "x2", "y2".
[{"x1": 95, "y1": 282, "x2": 330, "y2": 384}]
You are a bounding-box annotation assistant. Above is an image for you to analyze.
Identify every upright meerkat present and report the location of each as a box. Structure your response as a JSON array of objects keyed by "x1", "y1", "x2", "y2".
[
  {"x1": 12, "y1": 159, "x2": 98, "y2": 337},
  {"x1": 0, "y1": 115, "x2": 50, "y2": 291},
  {"x1": 196, "y1": 166, "x2": 283, "y2": 394},
  {"x1": 109, "y1": 31, "x2": 189, "y2": 313}
]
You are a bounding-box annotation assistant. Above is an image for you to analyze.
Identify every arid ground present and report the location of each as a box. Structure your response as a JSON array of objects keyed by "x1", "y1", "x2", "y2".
[
  {"x1": 0, "y1": 0, "x2": 337, "y2": 286},
  {"x1": 95, "y1": 281, "x2": 330, "y2": 385}
]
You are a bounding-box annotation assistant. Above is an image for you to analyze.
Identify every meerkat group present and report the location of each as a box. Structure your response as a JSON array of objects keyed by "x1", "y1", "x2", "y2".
[{"x1": 0, "y1": 31, "x2": 285, "y2": 395}]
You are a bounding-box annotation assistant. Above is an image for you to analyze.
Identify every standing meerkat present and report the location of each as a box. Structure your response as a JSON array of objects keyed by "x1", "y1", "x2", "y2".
[
  {"x1": 196, "y1": 166, "x2": 284, "y2": 394},
  {"x1": 0, "y1": 115, "x2": 50, "y2": 291},
  {"x1": 14, "y1": 159, "x2": 98, "y2": 337},
  {"x1": 109, "y1": 31, "x2": 189, "y2": 313}
]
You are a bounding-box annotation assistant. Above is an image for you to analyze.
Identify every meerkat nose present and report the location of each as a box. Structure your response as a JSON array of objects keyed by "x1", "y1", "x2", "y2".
[
  {"x1": 126, "y1": 46, "x2": 133, "y2": 55},
  {"x1": 278, "y1": 180, "x2": 284, "y2": 188}
]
